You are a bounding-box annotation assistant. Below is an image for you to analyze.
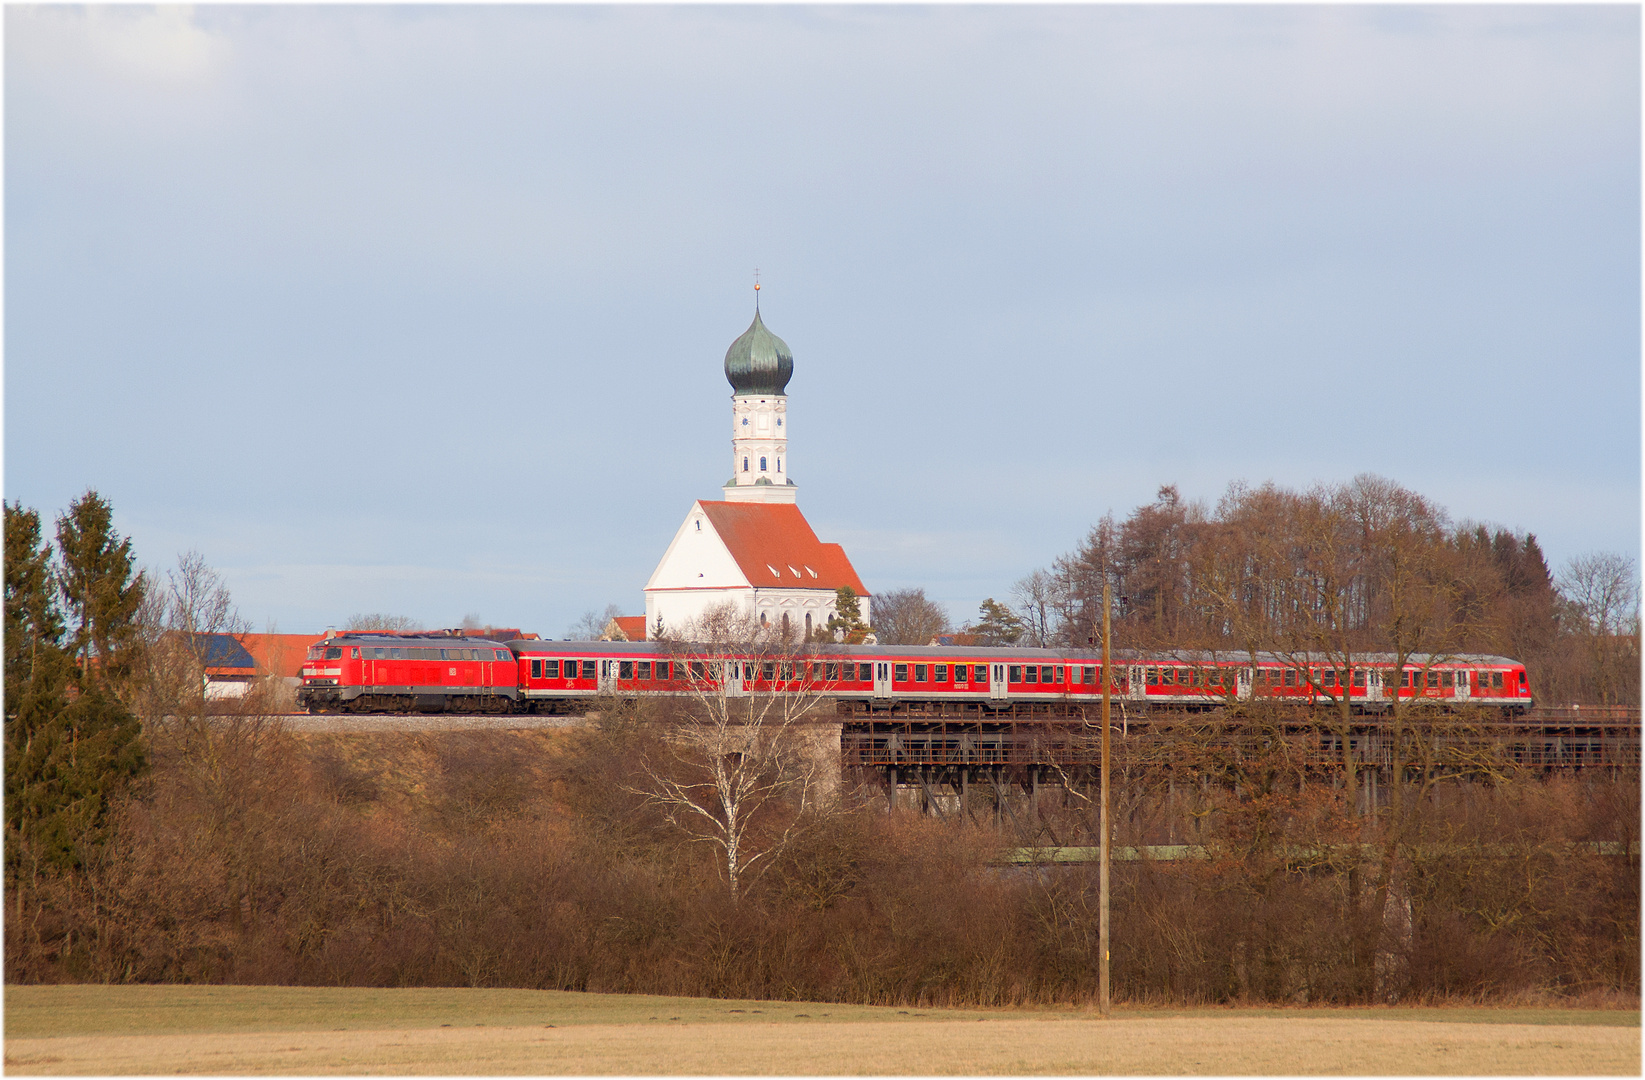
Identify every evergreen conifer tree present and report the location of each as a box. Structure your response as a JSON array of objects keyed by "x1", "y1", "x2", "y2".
[
  {"x1": 825, "y1": 586, "x2": 871, "y2": 643},
  {"x1": 4, "y1": 496, "x2": 146, "y2": 880},
  {"x1": 973, "y1": 597, "x2": 1025, "y2": 645},
  {"x1": 56, "y1": 491, "x2": 145, "y2": 692}
]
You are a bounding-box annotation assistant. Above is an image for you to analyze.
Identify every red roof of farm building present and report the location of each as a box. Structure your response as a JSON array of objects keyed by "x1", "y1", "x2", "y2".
[
  {"x1": 241, "y1": 633, "x2": 321, "y2": 680},
  {"x1": 698, "y1": 502, "x2": 869, "y2": 596},
  {"x1": 608, "y1": 616, "x2": 647, "y2": 641}
]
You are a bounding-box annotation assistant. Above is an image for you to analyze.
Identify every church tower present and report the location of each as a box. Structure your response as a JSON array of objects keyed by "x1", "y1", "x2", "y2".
[
  {"x1": 641, "y1": 287, "x2": 871, "y2": 639},
  {"x1": 722, "y1": 292, "x2": 797, "y2": 504}
]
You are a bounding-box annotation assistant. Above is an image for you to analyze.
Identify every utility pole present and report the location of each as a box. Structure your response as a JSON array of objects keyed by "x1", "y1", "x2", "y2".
[{"x1": 1099, "y1": 581, "x2": 1112, "y2": 1018}]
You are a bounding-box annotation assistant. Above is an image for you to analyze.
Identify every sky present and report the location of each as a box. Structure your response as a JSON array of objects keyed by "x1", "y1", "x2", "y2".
[{"x1": 6, "y1": 4, "x2": 1640, "y2": 638}]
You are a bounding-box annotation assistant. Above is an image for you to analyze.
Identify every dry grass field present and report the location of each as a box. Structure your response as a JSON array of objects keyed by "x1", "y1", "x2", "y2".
[{"x1": 4, "y1": 985, "x2": 1638, "y2": 1075}]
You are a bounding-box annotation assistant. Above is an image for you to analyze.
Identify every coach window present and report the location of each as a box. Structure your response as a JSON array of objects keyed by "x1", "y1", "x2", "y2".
[
  {"x1": 894, "y1": 664, "x2": 909, "y2": 681},
  {"x1": 1145, "y1": 668, "x2": 1158, "y2": 685},
  {"x1": 1353, "y1": 670, "x2": 1365, "y2": 687},
  {"x1": 1284, "y1": 669, "x2": 1296, "y2": 687},
  {"x1": 1082, "y1": 666, "x2": 1094, "y2": 684},
  {"x1": 914, "y1": 664, "x2": 927, "y2": 682},
  {"x1": 657, "y1": 661, "x2": 671, "y2": 681},
  {"x1": 1045, "y1": 666, "x2": 1058, "y2": 683},
  {"x1": 857, "y1": 663, "x2": 872, "y2": 681},
  {"x1": 619, "y1": 661, "x2": 633, "y2": 679},
  {"x1": 1492, "y1": 671, "x2": 1503, "y2": 689},
  {"x1": 1323, "y1": 669, "x2": 1337, "y2": 687},
  {"x1": 954, "y1": 665, "x2": 967, "y2": 683},
  {"x1": 689, "y1": 660, "x2": 705, "y2": 679},
  {"x1": 637, "y1": 661, "x2": 652, "y2": 680},
  {"x1": 934, "y1": 664, "x2": 948, "y2": 683},
  {"x1": 1024, "y1": 666, "x2": 1038, "y2": 683},
  {"x1": 531, "y1": 659, "x2": 542, "y2": 679},
  {"x1": 1007, "y1": 665, "x2": 1022, "y2": 682},
  {"x1": 1054, "y1": 666, "x2": 1064, "y2": 682},
  {"x1": 761, "y1": 662, "x2": 776, "y2": 681},
  {"x1": 544, "y1": 660, "x2": 560, "y2": 678},
  {"x1": 389, "y1": 648, "x2": 404, "y2": 660},
  {"x1": 1441, "y1": 671, "x2": 1454, "y2": 688},
  {"x1": 582, "y1": 660, "x2": 597, "y2": 679}
]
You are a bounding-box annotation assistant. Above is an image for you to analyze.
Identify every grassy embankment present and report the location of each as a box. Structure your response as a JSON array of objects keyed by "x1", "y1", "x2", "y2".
[{"x1": 5, "y1": 985, "x2": 1639, "y2": 1075}]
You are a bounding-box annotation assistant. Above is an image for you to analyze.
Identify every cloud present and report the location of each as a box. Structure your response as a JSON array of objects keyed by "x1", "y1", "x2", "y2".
[{"x1": 11, "y1": 5, "x2": 226, "y2": 86}]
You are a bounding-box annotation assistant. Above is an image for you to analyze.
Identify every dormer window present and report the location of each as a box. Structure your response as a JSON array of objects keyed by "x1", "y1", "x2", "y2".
[
  {"x1": 805, "y1": 566, "x2": 817, "y2": 578},
  {"x1": 788, "y1": 565, "x2": 800, "y2": 577},
  {"x1": 767, "y1": 564, "x2": 781, "y2": 578}
]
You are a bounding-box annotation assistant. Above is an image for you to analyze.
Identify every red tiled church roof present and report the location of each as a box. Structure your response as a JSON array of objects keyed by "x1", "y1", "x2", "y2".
[{"x1": 698, "y1": 502, "x2": 868, "y2": 595}]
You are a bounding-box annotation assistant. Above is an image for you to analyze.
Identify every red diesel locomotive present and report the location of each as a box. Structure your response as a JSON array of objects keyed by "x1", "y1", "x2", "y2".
[{"x1": 298, "y1": 633, "x2": 1533, "y2": 715}]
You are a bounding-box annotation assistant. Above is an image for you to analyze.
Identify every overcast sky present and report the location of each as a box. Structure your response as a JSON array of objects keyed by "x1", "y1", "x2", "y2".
[{"x1": 7, "y1": 5, "x2": 1640, "y2": 638}]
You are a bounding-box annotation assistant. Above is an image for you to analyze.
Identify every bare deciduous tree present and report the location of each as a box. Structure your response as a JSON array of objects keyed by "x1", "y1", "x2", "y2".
[
  {"x1": 135, "y1": 551, "x2": 253, "y2": 723},
  {"x1": 1559, "y1": 552, "x2": 1641, "y2": 707},
  {"x1": 344, "y1": 612, "x2": 424, "y2": 632},
  {"x1": 568, "y1": 603, "x2": 624, "y2": 641},
  {"x1": 871, "y1": 587, "x2": 951, "y2": 645},
  {"x1": 638, "y1": 604, "x2": 833, "y2": 903}
]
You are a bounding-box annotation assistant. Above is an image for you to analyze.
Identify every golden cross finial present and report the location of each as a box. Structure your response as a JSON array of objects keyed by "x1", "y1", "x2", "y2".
[{"x1": 753, "y1": 268, "x2": 761, "y2": 311}]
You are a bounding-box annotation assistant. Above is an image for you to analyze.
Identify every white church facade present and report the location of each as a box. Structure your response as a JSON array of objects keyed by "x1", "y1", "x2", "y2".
[{"x1": 642, "y1": 294, "x2": 870, "y2": 638}]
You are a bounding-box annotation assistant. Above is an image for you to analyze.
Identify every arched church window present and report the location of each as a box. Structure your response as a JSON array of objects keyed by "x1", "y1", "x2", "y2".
[
  {"x1": 805, "y1": 613, "x2": 812, "y2": 636},
  {"x1": 743, "y1": 457, "x2": 749, "y2": 472},
  {"x1": 760, "y1": 612, "x2": 767, "y2": 626},
  {"x1": 776, "y1": 458, "x2": 782, "y2": 472},
  {"x1": 741, "y1": 417, "x2": 749, "y2": 426},
  {"x1": 776, "y1": 418, "x2": 783, "y2": 427},
  {"x1": 695, "y1": 520, "x2": 701, "y2": 532},
  {"x1": 760, "y1": 456, "x2": 767, "y2": 471}
]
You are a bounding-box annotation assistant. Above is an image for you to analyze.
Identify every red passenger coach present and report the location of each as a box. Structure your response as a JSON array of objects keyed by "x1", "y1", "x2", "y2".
[{"x1": 297, "y1": 633, "x2": 519, "y2": 713}]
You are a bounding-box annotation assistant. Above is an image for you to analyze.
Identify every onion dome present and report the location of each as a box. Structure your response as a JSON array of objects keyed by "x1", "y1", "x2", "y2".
[{"x1": 724, "y1": 311, "x2": 793, "y2": 395}]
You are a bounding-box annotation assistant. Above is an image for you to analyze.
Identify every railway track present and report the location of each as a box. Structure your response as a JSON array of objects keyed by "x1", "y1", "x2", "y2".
[{"x1": 229, "y1": 713, "x2": 589, "y2": 733}]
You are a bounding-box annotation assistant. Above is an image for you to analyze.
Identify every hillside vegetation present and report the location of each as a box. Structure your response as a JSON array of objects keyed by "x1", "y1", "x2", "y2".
[{"x1": 7, "y1": 715, "x2": 1637, "y2": 1006}]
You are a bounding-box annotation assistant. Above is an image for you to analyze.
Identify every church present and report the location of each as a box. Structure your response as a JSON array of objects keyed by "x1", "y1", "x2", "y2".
[{"x1": 642, "y1": 293, "x2": 871, "y2": 640}]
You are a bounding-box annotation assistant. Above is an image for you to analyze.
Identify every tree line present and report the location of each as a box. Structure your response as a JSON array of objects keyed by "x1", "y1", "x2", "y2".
[{"x1": 873, "y1": 475, "x2": 1638, "y2": 708}]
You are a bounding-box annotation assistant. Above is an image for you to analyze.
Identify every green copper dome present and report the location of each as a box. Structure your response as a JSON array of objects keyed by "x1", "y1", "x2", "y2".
[{"x1": 724, "y1": 310, "x2": 793, "y2": 395}]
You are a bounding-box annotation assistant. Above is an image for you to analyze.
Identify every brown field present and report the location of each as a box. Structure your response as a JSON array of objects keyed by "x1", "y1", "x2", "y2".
[{"x1": 4, "y1": 985, "x2": 1639, "y2": 1075}]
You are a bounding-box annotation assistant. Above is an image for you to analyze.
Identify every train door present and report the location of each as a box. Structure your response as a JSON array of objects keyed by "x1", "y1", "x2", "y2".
[
  {"x1": 723, "y1": 660, "x2": 746, "y2": 697},
  {"x1": 1454, "y1": 668, "x2": 1470, "y2": 701},
  {"x1": 989, "y1": 664, "x2": 1008, "y2": 702},
  {"x1": 598, "y1": 660, "x2": 616, "y2": 694},
  {"x1": 1366, "y1": 669, "x2": 1383, "y2": 704},
  {"x1": 874, "y1": 662, "x2": 893, "y2": 699},
  {"x1": 1236, "y1": 667, "x2": 1252, "y2": 700}
]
